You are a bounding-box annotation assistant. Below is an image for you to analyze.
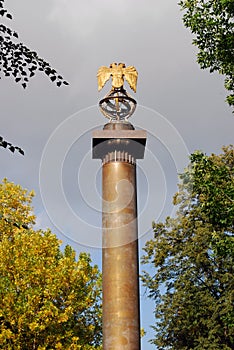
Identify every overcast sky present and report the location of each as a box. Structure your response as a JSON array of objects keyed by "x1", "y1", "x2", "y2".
[{"x1": 1, "y1": 1, "x2": 234, "y2": 348}]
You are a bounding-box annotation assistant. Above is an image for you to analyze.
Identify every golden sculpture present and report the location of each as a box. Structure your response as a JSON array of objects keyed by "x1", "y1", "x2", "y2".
[{"x1": 97, "y1": 63, "x2": 138, "y2": 92}]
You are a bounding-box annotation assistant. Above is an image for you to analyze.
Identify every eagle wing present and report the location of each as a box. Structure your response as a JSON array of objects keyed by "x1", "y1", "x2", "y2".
[
  {"x1": 123, "y1": 66, "x2": 138, "y2": 92},
  {"x1": 97, "y1": 66, "x2": 111, "y2": 91}
]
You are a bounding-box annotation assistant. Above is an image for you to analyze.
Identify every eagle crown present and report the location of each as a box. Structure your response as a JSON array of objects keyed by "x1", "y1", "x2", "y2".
[{"x1": 97, "y1": 62, "x2": 138, "y2": 92}]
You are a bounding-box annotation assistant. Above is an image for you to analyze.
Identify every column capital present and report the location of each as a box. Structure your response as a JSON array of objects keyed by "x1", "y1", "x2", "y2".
[{"x1": 92, "y1": 129, "x2": 147, "y2": 160}]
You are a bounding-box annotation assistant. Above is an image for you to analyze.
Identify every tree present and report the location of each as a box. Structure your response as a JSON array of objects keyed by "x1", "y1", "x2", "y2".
[
  {"x1": 178, "y1": 0, "x2": 234, "y2": 108},
  {"x1": 0, "y1": 136, "x2": 24, "y2": 155},
  {"x1": 0, "y1": 0, "x2": 69, "y2": 88},
  {"x1": 141, "y1": 146, "x2": 234, "y2": 349},
  {"x1": 1, "y1": 0, "x2": 69, "y2": 155},
  {"x1": 0, "y1": 179, "x2": 102, "y2": 349}
]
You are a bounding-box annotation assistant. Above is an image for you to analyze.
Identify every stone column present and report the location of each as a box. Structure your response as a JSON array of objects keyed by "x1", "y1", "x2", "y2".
[{"x1": 92, "y1": 122, "x2": 146, "y2": 350}]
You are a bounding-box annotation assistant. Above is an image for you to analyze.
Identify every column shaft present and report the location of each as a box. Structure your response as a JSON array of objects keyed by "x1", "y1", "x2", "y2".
[{"x1": 102, "y1": 161, "x2": 140, "y2": 350}]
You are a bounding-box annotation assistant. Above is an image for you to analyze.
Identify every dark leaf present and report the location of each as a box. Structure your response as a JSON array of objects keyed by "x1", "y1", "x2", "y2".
[
  {"x1": 22, "y1": 224, "x2": 28, "y2": 229},
  {"x1": 45, "y1": 69, "x2": 51, "y2": 75},
  {"x1": 6, "y1": 13, "x2": 12, "y2": 20},
  {"x1": 1, "y1": 141, "x2": 7, "y2": 148},
  {"x1": 15, "y1": 146, "x2": 25, "y2": 155}
]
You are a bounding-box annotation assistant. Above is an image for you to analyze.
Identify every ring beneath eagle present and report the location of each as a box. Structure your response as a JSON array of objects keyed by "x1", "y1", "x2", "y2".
[{"x1": 99, "y1": 88, "x2": 137, "y2": 121}]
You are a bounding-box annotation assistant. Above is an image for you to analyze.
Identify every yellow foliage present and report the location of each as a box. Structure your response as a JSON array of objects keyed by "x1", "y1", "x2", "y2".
[{"x1": 0, "y1": 179, "x2": 102, "y2": 349}]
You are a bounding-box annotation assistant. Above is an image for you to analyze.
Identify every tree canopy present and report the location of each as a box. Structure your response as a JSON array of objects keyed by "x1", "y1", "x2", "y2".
[
  {"x1": 142, "y1": 146, "x2": 234, "y2": 349},
  {"x1": 179, "y1": 0, "x2": 234, "y2": 108},
  {"x1": 0, "y1": 179, "x2": 102, "y2": 349},
  {"x1": 0, "y1": 0, "x2": 68, "y2": 88}
]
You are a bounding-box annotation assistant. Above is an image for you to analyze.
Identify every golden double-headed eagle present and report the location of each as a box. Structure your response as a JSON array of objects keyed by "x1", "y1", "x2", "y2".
[{"x1": 97, "y1": 63, "x2": 138, "y2": 92}]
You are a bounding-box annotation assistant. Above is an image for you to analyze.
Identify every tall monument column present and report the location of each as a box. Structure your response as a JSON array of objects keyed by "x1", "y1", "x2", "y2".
[{"x1": 92, "y1": 63, "x2": 146, "y2": 350}]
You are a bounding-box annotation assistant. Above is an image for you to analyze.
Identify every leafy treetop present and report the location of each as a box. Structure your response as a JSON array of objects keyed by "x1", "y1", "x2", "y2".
[
  {"x1": 0, "y1": 0, "x2": 69, "y2": 88},
  {"x1": 142, "y1": 146, "x2": 234, "y2": 349},
  {"x1": 179, "y1": 0, "x2": 234, "y2": 108},
  {"x1": 0, "y1": 179, "x2": 102, "y2": 349}
]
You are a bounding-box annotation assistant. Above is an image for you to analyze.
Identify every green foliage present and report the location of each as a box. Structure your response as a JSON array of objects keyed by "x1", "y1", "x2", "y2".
[
  {"x1": 0, "y1": 179, "x2": 102, "y2": 349},
  {"x1": 142, "y1": 146, "x2": 234, "y2": 349},
  {"x1": 0, "y1": 0, "x2": 69, "y2": 88},
  {"x1": 178, "y1": 0, "x2": 234, "y2": 108}
]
